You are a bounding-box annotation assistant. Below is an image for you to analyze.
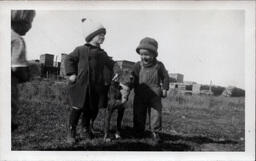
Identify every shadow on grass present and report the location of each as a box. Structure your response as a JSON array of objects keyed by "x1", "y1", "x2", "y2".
[
  {"x1": 160, "y1": 132, "x2": 238, "y2": 145},
  {"x1": 45, "y1": 141, "x2": 193, "y2": 151},
  {"x1": 39, "y1": 126, "x2": 238, "y2": 151},
  {"x1": 120, "y1": 126, "x2": 238, "y2": 145}
]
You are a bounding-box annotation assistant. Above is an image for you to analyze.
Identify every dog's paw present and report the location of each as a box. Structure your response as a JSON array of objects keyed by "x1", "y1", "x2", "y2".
[
  {"x1": 104, "y1": 137, "x2": 112, "y2": 142},
  {"x1": 104, "y1": 134, "x2": 112, "y2": 142},
  {"x1": 114, "y1": 132, "x2": 121, "y2": 139}
]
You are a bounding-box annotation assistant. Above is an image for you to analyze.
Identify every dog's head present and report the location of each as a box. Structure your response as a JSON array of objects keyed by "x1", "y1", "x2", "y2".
[
  {"x1": 111, "y1": 65, "x2": 134, "y2": 103},
  {"x1": 112, "y1": 73, "x2": 133, "y2": 103},
  {"x1": 112, "y1": 63, "x2": 134, "y2": 87}
]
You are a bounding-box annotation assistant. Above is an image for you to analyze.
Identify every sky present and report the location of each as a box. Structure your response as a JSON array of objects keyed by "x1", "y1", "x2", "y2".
[{"x1": 24, "y1": 10, "x2": 245, "y2": 89}]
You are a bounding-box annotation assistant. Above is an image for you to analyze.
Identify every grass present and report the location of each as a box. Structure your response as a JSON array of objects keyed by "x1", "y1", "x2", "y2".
[{"x1": 12, "y1": 79, "x2": 245, "y2": 151}]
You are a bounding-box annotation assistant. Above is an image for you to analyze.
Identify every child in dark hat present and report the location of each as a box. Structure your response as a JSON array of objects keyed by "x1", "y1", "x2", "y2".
[
  {"x1": 11, "y1": 10, "x2": 36, "y2": 131},
  {"x1": 132, "y1": 37, "x2": 169, "y2": 142},
  {"x1": 65, "y1": 18, "x2": 115, "y2": 144}
]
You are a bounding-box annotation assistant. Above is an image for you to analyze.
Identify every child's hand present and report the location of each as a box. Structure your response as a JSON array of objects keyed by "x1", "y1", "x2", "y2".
[
  {"x1": 69, "y1": 74, "x2": 77, "y2": 83},
  {"x1": 162, "y1": 89, "x2": 167, "y2": 98}
]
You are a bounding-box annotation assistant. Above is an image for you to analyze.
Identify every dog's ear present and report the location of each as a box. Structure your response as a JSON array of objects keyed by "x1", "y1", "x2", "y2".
[{"x1": 112, "y1": 73, "x2": 119, "y2": 82}]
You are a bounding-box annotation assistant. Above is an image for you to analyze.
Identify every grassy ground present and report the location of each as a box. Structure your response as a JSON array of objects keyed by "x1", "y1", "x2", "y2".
[{"x1": 12, "y1": 80, "x2": 245, "y2": 151}]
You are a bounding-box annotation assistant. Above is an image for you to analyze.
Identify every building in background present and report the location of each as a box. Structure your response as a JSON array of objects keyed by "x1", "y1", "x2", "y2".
[
  {"x1": 29, "y1": 59, "x2": 40, "y2": 64},
  {"x1": 222, "y1": 86, "x2": 245, "y2": 97},
  {"x1": 60, "y1": 53, "x2": 68, "y2": 77},
  {"x1": 116, "y1": 60, "x2": 135, "y2": 71},
  {"x1": 39, "y1": 53, "x2": 60, "y2": 78},
  {"x1": 169, "y1": 75, "x2": 214, "y2": 95},
  {"x1": 169, "y1": 73, "x2": 184, "y2": 83},
  {"x1": 40, "y1": 54, "x2": 54, "y2": 67},
  {"x1": 28, "y1": 59, "x2": 41, "y2": 78},
  {"x1": 192, "y1": 84, "x2": 201, "y2": 94}
]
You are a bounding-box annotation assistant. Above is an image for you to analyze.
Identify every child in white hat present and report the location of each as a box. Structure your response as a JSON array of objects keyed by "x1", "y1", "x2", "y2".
[
  {"x1": 11, "y1": 10, "x2": 36, "y2": 131},
  {"x1": 65, "y1": 18, "x2": 114, "y2": 144}
]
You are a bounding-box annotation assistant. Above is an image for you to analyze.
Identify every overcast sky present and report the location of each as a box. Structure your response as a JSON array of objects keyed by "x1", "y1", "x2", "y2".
[{"x1": 24, "y1": 10, "x2": 245, "y2": 88}]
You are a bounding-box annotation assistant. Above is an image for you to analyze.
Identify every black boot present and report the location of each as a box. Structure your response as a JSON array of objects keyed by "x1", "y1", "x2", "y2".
[
  {"x1": 66, "y1": 108, "x2": 81, "y2": 144},
  {"x1": 81, "y1": 111, "x2": 95, "y2": 140},
  {"x1": 133, "y1": 128, "x2": 146, "y2": 139}
]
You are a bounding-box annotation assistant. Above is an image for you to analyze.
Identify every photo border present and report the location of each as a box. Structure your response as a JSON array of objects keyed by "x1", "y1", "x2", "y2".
[{"x1": 0, "y1": 1, "x2": 255, "y2": 161}]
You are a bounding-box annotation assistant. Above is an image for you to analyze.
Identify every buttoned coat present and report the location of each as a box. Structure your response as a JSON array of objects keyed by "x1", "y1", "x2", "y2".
[{"x1": 64, "y1": 44, "x2": 114, "y2": 108}]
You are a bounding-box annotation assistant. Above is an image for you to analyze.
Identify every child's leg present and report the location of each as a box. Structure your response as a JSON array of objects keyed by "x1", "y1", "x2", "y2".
[
  {"x1": 98, "y1": 85, "x2": 109, "y2": 109},
  {"x1": 81, "y1": 107, "x2": 91, "y2": 131},
  {"x1": 90, "y1": 90, "x2": 100, "y2": 129},
  {"x1": 69, "y1": 108, "x2": 82, "y2": 129},
  {"x1": 90, "y1": 107, "x2": 98, "y2": 131},
  {"x1": 133, "y1": 98, "x2": 147, "y2": 135},
  {"x1": 116, "y1": 106, "x2": 125, "y2": 138},
  {"x1": 147, "y1": 107, "x2": 151, "y2": 131},
  {"x1": 81, "y1": 108, "x2": 94, "y2": 139},
  {"x1": 67, "y1": 107, "x2": 82, "y2": 143},
  {"x1": 150, "y1": 105, "x2": 162, "y2": 132},
  {"x1": 91, "y1": 92, "x2": 103, "y2": 130},
  {"x1": 90, "y1": 106, "x2": 99, "y2": 128},
  {"x1": 88, "y1": 86, "x2": 102, "y2": 131},
  {"x1": 81, "y1": 92, "x2": 93, "y2": 138},
  {"x1": 11, "y1": 75, "x2": 19, "y2": 131},
  {"x1": 150, "y1": 96, "x2": 162, "y2": 136},
  {"x1": 81, "y1": 90, "x2": 99, "y2": 139},
  {"x1": 104, "y1": 106, "x2": 114, "y2": 140}
]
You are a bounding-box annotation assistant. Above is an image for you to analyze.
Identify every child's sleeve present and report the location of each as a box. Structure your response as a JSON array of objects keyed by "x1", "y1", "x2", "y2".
[
  {"x1": 11, "y1": 36, "x2": 28, "y2": 68},
  {"x1": 159, "y1": 62, "x2": 170, "y2": 90},
  {"x1": 11, "y1": 34, "x2": 30, "y2": 83},
  {"x1": 64, "y1": 47, "x2": 79, "y2": 76},
  {"x1": 102, "y1": 52, "x2": 115, "y2": 71}
]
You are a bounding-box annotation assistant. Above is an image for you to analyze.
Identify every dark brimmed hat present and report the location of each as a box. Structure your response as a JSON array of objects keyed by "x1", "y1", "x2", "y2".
[{"x1": 136, "y1": 37, "x2": 158, "y2": 57}]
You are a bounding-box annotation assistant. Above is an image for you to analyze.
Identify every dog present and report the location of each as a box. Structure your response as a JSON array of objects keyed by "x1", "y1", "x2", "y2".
[{"x1": 104, "y1": 71, "x2": 133, "y2": 142}]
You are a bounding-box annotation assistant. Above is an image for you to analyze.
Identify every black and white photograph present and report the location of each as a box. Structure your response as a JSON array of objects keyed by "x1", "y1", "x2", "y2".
[{"x1": 0, "y1": 1, "x2": 255, "y2": 161}]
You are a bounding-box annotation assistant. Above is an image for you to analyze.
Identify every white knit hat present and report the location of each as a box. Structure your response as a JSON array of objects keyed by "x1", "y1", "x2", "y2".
[{"x1": 81, "y1": 18, "x2": 106, "y2": 42}]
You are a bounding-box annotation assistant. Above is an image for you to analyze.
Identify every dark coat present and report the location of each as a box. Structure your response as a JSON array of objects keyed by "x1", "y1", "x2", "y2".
[{"x1": 64, "y1": 44, "x2": 114, "y2": 108}]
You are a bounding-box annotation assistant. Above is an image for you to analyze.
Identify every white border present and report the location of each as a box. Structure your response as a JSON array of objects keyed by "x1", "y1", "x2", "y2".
[{"x1": 0, "y1": 1, "x2": 255, "y2": 161}]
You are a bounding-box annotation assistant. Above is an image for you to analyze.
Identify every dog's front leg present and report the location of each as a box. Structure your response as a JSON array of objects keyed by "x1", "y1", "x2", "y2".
[
  {"x1": 104, "y1": 105, "x2": 114, "y2": 142},
  {"x1": 116, "y1": 106, "x2": 125, "y2": 139}
]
